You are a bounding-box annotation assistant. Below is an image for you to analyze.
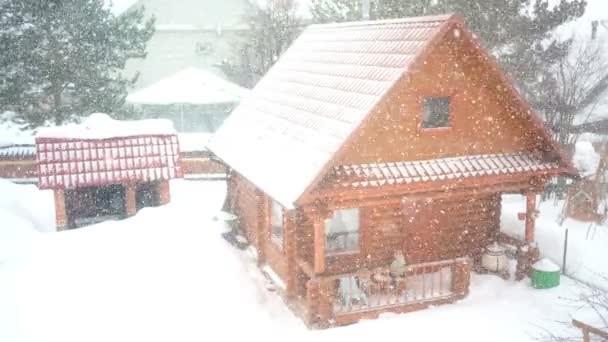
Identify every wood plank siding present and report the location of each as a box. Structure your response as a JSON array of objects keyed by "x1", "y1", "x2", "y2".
[
  {"x1": 337, "y1": 32, "x2": 548, "y2": 166},
  {"x1": 310, "y1": 193, "x2": 501, "y2": 276},
  {"x1": 231, "y1": 173, "x2": 289, "y2": 284}
]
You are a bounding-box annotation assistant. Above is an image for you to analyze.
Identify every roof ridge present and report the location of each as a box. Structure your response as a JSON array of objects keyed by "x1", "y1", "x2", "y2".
[{"x1": 307, "y1": 13, "x2": 456, "y2": 30}]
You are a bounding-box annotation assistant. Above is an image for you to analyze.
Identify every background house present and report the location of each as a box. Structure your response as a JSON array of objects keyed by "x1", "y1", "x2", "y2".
[{"x1": 114, "y1": 0, "x2": 251, "y2": 91}]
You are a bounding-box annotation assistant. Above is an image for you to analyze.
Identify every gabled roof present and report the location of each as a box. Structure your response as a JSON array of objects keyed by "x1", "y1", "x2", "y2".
[
  {"x1": 209, "y1": 14, "x2": 572, "y2": 208},
  {"x1": 210, "y1": 15, "x2": 455, "y2": 207}
]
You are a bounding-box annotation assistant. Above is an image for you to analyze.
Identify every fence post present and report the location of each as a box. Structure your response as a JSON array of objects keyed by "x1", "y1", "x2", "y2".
[{"x1": 451, "y1": 259, "x2": 470, "y2": 296}]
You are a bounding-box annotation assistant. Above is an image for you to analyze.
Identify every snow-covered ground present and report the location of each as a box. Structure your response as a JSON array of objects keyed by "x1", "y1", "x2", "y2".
[
  {"x1": 0, "y1": 179, "x2": 605, "y2": 342},
  {"x1": 502, "y1": 194, "x2": 608, "y2": 291}
]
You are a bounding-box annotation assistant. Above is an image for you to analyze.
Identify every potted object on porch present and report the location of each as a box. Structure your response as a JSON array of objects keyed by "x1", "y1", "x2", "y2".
[
  {"x1": 531, "y1": 258, "x2": 560, "y2": 289},
  {"x1": 481, "y1": 242, "x2": 509, "y2": 273}
]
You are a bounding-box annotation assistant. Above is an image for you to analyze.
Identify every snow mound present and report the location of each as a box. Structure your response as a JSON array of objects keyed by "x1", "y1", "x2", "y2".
[
  {"x1": 36, "y1": 113, "x2": 176, "y2": 139},
  {"x1": 572, "y1": 141, "x2": 600, "y2": 178},
  {"x1": 0, "y1": 179, "x2": 54, "y2": 232},
  {"x1": 0, "y1": 207, "x2": 37, "y2": 262},
  {"x1": 0, "y1": 178, "x2": 54, "y2": 262},
  {"x1": 532, "y1": 258, "x2": 560, "y2": 272}
]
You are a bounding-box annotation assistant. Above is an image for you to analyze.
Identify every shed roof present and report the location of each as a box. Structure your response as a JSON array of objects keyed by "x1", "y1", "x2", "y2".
[
  {"x1": 209, "y1": 14, "x2": 572, "y2": 208},
  {"x1": 35, "y1": 114, "x2": 183, "y2": 190},
  {"x1": 36, "y1": 135, "x2": 182, "y2": 190}
]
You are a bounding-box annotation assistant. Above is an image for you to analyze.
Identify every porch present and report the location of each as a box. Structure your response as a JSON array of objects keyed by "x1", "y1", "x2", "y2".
[
  {"x1": 282, "y1": 189, "x2": 541, "y2": 327},
  {"x1": 293, "y1": 257, "x2": 470, "y2": 327}
]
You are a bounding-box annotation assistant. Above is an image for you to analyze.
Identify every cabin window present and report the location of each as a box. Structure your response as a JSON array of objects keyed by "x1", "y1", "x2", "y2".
[
  {"x1": 422, "y1": 96, "x2": 451, "y2": 128},
  {"x1": 271, "y1": 201, "x2": 284, "y2": 247},
  {"x1": 325, "y1": 208, "x2": 360, "y2": 255}
]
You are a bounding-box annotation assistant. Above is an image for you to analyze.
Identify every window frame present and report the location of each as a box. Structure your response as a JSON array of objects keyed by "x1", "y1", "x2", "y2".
[
  {"x1": 270, "y1": 200, "x2": 284, "y2": 248},
  {"x1": 419, "y1": 95, "x2": 453, "y2": 132},
  {"x1": 324, "y1": 208, "x2": 361, "y2": 256}
]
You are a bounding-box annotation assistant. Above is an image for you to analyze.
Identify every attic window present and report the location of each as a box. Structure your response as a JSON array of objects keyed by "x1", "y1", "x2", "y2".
[{"x1": 422, "y1": 97, "x2": 451, "y2": 129}]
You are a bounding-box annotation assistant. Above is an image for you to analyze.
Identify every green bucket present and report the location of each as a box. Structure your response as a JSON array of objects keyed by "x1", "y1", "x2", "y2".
[{"x1": 531, "y1": 259, "x2": 560, "y2": 289}]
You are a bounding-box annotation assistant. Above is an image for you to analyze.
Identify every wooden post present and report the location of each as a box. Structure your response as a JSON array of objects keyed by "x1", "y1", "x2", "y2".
[
  {"x1": 451, "y1": 259, "x2": 470, "y2": 295},
  {"x1": 54, "y1": 190, "x2": 67, "y2": 231},
  {"x1": 158, "y1": 180, "x2": 170, "y2": 205},
  {"x1": 525, "y1": 192, "x2": 537, "y2": 243},
  {"x1": 313, "y1": 216, "x2": 326, "y2": 274},
  {"x1": 125, "y1": 184, "x2": 137, "y2": 216},
  {"x1": 256, "y1": 191, "x2": 268, "y2": 266},
  {"x1": 285, "y1": 211, "x2": 298, "y2": 299}
]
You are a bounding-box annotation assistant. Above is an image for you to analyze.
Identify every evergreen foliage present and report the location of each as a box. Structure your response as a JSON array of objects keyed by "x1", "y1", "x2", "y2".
[{"x1": 0, "y1": 0, "x2": 154, "y2": 127}]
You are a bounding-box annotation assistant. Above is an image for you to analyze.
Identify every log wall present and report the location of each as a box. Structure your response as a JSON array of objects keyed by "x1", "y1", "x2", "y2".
[{"x1": 305, "y1": 193, "x2": 501, "y2": 275}]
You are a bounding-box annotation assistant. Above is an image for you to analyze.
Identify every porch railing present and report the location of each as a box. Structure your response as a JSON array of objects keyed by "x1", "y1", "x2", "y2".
[{"x1": 313, "y1": 258, "x2": 470, "y2": 324}]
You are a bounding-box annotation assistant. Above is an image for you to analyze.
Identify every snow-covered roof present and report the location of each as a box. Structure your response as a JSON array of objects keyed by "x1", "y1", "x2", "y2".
[
  {"x1": 328, "y1": 152, "x2": 564, "y2": 190},
  {"x1": 35, "y1": 113, "x2": 182, "y2": 189},
  {"x1": 36, "y1": 113, "x2": 176, "y2": 139},
  {"x1": 126, "y1": 67, "x2": 249, "y2": 106},
  {"x1": 36, "y1": 135, "x2": 182, "y2": 190},
  {"x1": 211, "y1": 14, "x2": 573, "y2": 208},
  {"x1": 209, "y1": 15, "x2": 456, "y2": 207},
  {"x1": 0, "y1": 145, "x2": 36, "y2": 160}
]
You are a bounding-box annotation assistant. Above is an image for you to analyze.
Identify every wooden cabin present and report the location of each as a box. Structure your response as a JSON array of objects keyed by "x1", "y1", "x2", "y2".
[
  {"x1": 36, "y1": 114, "x2": 183, "y2": 230},
  {"x1": 209, "y1": 14, "x2": 574, "y2": 327}
]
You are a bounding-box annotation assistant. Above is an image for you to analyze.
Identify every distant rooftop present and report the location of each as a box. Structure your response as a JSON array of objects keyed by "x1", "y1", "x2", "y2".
[{"x1": 126, "y1": 67, "x2": 249, "y2": 106}]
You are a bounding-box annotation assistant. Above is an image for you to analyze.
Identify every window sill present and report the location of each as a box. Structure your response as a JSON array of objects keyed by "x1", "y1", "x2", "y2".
[
  {"x1": 420, "y1": 126, "x2": 452, "y2": 134},
  {"x1": 326, "y1": 250, "x2": 360, "y2": 258}
]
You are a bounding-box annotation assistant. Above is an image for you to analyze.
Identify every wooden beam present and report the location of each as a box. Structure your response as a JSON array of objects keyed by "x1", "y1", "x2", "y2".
[
  {"x1": 525, "y1": 192, "x2": 537, "y2": 243},
  {"x1": 125, "y1": 184, "x2": 137, "y2": 216},
  {"x1": 256, "y1": 190, "x2": 268, "y2": 266},
  {"x1": 572, "y1": 319, "x2": 608, "y2": 341},
  {"x1": 54, "y1": 190, "x2": 67, "y2": 231},
  {"x1": 285, "y1": 211, "x2": 297, "y2": 298},
  {"x1": 308, "y1": 177, "x2": 543, "y2": 205},
  {"x1": 309, "y1": 180, "x2": 536, "y2": 210},
  {"x1": 313, "y1": 216, "x2": 326, "y2": 274}
]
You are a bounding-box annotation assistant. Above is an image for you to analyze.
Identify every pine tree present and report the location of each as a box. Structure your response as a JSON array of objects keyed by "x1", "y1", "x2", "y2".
[
  {"x1": 309, "y1": 0, "x2": 587, "y2": 113},
  {"x1": 0, "y1": 0, "x2": 154, "y2": 128}
]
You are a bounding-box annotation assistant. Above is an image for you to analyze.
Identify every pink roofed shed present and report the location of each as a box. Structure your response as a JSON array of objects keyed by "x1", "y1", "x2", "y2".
[{"x1": 36, "y1": 114, "x2": 183, "y2": 230}]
